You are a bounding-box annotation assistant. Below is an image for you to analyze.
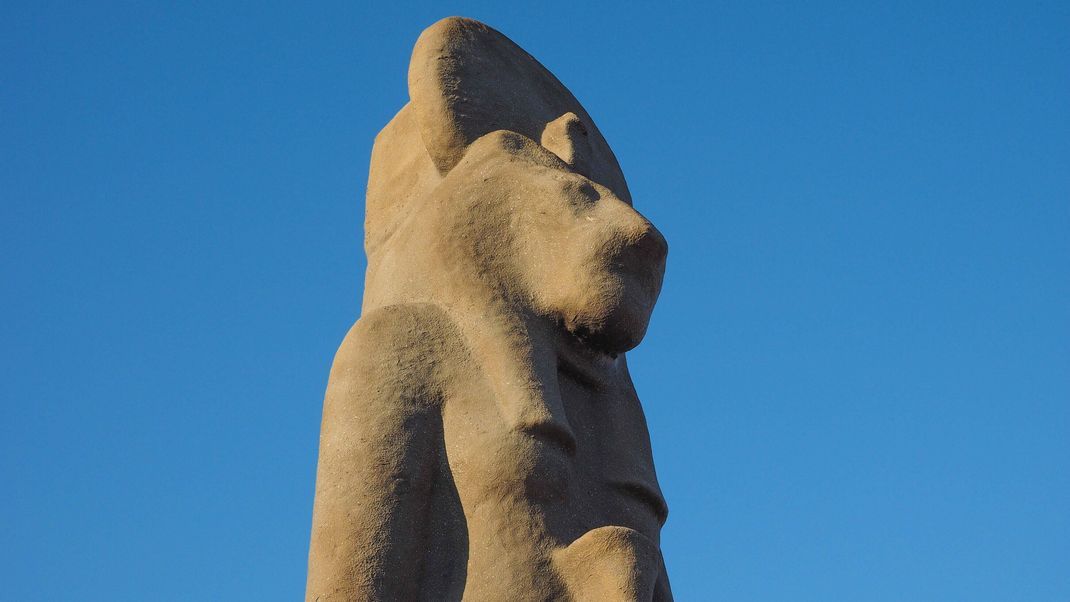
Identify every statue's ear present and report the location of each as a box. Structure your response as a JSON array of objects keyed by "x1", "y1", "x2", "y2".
[
  {"x1": 407, "y1": 17, "x2": 632, "y2": 203},
  {"x1": 541, "y1": 112, "x2": 592, "y2": 177}
]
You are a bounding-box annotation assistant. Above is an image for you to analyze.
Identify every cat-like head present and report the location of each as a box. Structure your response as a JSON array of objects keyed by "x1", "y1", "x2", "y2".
[{"x1": 363, "y1": 17, "x2": 666, "y2": 354}]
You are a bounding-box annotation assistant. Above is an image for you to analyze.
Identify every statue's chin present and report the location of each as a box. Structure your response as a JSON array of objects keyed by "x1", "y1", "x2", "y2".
[
  {"x1": 566, "y1": 303, "x2": 652, "y2": 357},
  {"x1": 551, "y1": 269, "x2": 661, "y2": 356}
]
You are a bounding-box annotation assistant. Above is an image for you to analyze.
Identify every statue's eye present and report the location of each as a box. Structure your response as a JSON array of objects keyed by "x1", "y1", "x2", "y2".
[
  {"x1": 577, "y1": 182, "x2": 600, "y2": 203},
  {"x1": 558, "y1": 178, "x2": 601, "y2": 213}
]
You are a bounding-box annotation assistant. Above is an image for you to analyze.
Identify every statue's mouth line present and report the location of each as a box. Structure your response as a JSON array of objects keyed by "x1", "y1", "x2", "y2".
[
  {"x1": 519, "y1": 420, "x2": 578, "y2": 457},
  {"x1": 610, "y1": 480, "x2": 669, "y2": 525}
]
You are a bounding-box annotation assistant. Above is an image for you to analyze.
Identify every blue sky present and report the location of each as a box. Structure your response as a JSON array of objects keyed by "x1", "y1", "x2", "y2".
[{"x1": 2, "y1": 2, "x2": 1067, "y2": 600}]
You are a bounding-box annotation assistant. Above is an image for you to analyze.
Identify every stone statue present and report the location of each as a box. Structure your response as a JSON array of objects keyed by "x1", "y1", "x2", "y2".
[{"x1": 307, "y1": 17, "x2": 672, "y2": 601}]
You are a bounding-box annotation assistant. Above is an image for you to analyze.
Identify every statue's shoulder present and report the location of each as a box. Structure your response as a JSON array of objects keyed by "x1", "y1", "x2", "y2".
[
  {"x1": 346, "y1": 301, "x2": 464, "y2": 352},
  {"x1": 328, "y1": 303, "x2": 467, "y2": 407}
]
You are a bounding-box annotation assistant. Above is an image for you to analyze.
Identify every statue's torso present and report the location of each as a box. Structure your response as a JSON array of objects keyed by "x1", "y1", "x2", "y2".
[{"x1": 438, "y1": 348, "x2": 666, "y2": 600}]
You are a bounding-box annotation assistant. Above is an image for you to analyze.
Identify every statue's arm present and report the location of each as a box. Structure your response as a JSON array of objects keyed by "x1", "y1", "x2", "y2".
[{"x1": 306, "y1": 309, "x2": 440, "y2": 601}]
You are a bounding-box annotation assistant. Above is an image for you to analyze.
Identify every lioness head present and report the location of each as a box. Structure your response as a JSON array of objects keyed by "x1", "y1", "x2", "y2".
[{"x1": 362, "y1": 17, "x2": 666, "y2": 355}]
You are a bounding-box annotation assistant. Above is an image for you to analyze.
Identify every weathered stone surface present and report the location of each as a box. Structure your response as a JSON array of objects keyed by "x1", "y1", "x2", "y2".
[{"x1": 307, "y1": 17, "x2": 671, "y2": 601}]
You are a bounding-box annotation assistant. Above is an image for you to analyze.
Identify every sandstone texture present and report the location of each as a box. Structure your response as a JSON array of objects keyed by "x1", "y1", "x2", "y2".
[{"x1": 307, "y1": 17, "x2": 672, "y2": 601}]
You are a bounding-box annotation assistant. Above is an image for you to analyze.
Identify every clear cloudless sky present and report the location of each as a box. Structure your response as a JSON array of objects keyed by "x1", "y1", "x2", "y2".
[{"x1": 3, "y1": 1, "x2": 1067, "y2": 600}]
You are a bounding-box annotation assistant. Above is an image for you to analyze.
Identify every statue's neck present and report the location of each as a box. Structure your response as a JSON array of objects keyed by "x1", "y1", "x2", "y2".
[
  {"x1": 437, "y1": 284, "x2": 628, "y2": 446},
  {"x1": 443, "y1": 293, "x2": 566, "y2": 432},
  {"x1": 363, "y1": 251, "x2": 628, "y2": 433}
]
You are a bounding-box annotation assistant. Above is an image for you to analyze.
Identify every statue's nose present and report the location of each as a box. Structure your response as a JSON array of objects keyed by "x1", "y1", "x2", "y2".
[
  {"x1": 598, "y1": 196, "x2": 668, "y2": 259},
  {"x1": 634, "y1": 221, "x2": 668, "y2": 262}
]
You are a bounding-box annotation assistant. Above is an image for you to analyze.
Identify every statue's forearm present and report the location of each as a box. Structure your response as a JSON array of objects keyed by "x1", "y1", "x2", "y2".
[
  {"x1": 306, "y1": 420, "x2": 435, "y2": 600},
  {"x1": 306, "y1": 334, "x2": 437, "y2": 601}
]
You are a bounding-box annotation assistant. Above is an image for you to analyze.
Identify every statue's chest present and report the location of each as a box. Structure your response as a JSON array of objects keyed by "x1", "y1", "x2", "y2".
[
  {"x1": 439, "y1": 375, "x2": 575, "y2": 508},
  {"x1": 438, "y1": 369, "x2": 665, "y2": 540}
]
